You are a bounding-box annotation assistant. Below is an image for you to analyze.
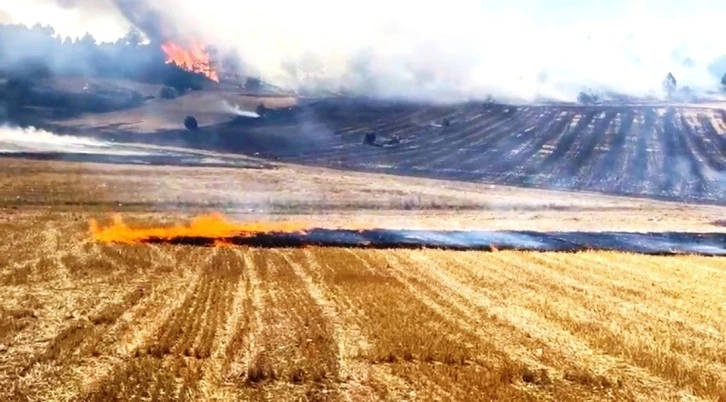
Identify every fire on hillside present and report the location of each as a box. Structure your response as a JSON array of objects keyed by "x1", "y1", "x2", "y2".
[{"x1": 160, "y1": 40, "x2": 219, "y2": 82}]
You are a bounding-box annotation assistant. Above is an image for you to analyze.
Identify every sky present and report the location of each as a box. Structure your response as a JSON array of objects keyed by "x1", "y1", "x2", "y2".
[
  {"x1": 1, "y1": 0, "x2": 725, "y2": 101},
  {"x1": 2, "y1": 1, "x2": 724, "y2": 47},
  {"x1": 0, "y1": 0, "x2": 128, "y2": 42}
]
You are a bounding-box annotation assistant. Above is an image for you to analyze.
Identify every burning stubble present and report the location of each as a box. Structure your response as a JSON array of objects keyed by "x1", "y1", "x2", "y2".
[
  {"x1": 89, "y1": 213, "x2": 313, "y2": 243},
  {"x1": 5, "y1": 222, "x2": 726, "y2": 401},
  {"x1": 87, "y1": 214, "x2": 726, "y2": 255}
]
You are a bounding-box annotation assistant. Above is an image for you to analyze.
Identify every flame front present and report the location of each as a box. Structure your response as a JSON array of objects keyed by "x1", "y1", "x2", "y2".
[
  {"x1": 89, "y1": 213, "x2": 310, "y2": 244},
  {"x1": 161, "y1": 41, "x2": 219, "y2": 82}
]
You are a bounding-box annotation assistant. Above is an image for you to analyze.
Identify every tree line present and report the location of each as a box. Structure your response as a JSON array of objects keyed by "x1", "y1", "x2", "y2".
[{"x1": 0, "y1": 23, "x2": 243, "y2": 90}]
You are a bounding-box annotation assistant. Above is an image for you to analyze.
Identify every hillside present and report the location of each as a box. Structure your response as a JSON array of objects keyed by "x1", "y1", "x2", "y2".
[{"x1": 34, "y1": 91, "x2": 725, "y2": 205}]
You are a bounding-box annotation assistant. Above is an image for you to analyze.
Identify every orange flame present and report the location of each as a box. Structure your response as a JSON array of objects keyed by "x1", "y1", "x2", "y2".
[
  {"x1": 89, "y1": 213, "x2": 311, "y2": 244},
  {"x1": 161, "y1": 40, "x2": 219, "y2": 82}
]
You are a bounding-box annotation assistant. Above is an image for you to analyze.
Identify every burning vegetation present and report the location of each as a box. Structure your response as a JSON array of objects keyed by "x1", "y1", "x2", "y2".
[
  {"x1": 0, "y1": 24, "x2": 224, "y2": 90},
  {"x1": 7, "y1": 209, "x2": 726, "y2": 401},
  {"x1": 87, "y1": 214, "x2": 726, "y2": 255},
  {"x1": 0, "y1": 23, "x2": 238, "y2": 123},
  {"x1": 160, "y1": 40, "x2": 219, "y2": 82},
  {"x1": 89, "y1": 213, "x2": 310, "y2": 244}
]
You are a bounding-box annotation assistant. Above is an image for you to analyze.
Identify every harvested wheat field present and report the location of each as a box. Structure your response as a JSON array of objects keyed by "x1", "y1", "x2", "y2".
[
  {"x1": 2, "y1": 221, "x2": 726, "y2": 401},
  {"x1": 1, "y1": 158, "x2": 726, "y2": 401}
]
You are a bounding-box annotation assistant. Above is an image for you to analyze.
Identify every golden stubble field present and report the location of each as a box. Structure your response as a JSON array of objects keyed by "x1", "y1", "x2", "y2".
[{"x1": 1, "y1": 158, "x2": 726, "y2": 401}]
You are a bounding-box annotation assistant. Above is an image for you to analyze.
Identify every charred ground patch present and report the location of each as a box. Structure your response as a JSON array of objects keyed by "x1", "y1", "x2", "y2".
[
  {"x1": 131, "y1": 229, "x2": 726, "y2": 256},
  {"x1": 48, "y1": 99, "x2": 725, "y2": 205}
]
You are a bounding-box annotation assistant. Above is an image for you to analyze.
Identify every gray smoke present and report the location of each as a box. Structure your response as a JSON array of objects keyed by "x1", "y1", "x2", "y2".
[
  {"x1": 112, "y1": 0, "x2": 183, "y2": 43},
  {"x1": 6, "y1": 1, "x2": 726, "y2": 103},
  {"x1": 0, "y1": 125, "x2": 150, "y2": 155}
]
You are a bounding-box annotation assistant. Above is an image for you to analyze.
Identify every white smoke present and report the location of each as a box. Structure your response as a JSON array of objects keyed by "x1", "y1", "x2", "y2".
[
  {"x1": 219, "y1": 100, "x2": 260, "y2": 118},
  {"x1": 0, "y1": 1, "x2": 129, "y2": 42},
  {"x1": 5, "y1": 0, "x2": 726, "y2": 102},
  {"x1": 0, "y1": 125, "x2": 150, "y2": 155}
]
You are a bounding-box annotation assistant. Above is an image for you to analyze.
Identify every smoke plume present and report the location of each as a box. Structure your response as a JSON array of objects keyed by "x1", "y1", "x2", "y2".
[
  {"x1": 0, "y1": 125, "x2": 146, "y2": 155},
  {"x1": 5, "y1": 0, "x2": 726, "y2": 102},
  {"x1": 0, "y1": 125, "x2": 104, "y2": 148},
  {"x1": 219, "y1": 100, "x2": 260, "y2": 118}
]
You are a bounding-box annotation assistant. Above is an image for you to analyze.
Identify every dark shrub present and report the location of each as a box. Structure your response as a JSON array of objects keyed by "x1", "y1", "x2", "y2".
[
  {"x1": 162, "y1": 66, "x2": 204, "y2": 92},
  {"x1": 577, "y1": 91, "x2": 600, "y2": 104},
  {"x1": 363, "y1": 131, "x2": 376, "y2": 145},
  {"x1": 183, "y1": 115, "x2": 198, "y2": 130},
  {"x1": 159, "y1": 86, "x2": 179, "y2": 99},
  {"x1": 245, "y1": 77, "x2": 261, "y2": 92}
]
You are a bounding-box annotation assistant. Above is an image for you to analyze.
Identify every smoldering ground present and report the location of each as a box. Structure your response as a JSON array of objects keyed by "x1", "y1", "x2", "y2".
[
  {"x1": 92, "y1": 225, "x2": 726, "y2": 256},
  {"x1": 7, "y1": 0, "x2": 726, "y2": 102}
]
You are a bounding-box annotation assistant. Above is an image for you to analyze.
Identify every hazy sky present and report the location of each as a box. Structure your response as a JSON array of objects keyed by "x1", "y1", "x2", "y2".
[
  {"x1": 2, "y1": 0, "x2": 725, "y2": 101},
  {"x1": 3, "y1": 0, "x2": 725, "y2": 41},
  {"x1": 0, "y1": 0, "x2": 128, "y2": 41},
  {"x1": 2, "y1": 0, "x2": 724, "y2": 43}
]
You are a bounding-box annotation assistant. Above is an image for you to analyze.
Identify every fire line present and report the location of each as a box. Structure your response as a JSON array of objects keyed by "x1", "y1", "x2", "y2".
[
  {"x1": 89, "y1": 213, "x2": 311, "y2": 244},
  {"x1": 87, "y1": 214, "x2": 726, "y2": 255}
]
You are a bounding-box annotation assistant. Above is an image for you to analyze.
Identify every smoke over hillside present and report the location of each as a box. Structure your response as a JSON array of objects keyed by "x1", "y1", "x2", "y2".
[
  {"x1": 0, "y1": 24, "x2": 218, "y2": 100},
  {"x1": 4, "y1": 0, "x2": 726, "y2": 102}
]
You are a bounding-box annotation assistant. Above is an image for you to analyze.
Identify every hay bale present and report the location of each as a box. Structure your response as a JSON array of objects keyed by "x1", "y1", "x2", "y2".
[
  {"x1": 363, "y1": 131, "x2": 376, "y2": 145},
  {"x1": 184, "y1": 115, "x2": 198, "y2": 131}
]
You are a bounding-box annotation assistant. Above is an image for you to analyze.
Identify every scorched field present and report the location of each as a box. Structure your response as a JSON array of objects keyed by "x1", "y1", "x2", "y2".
[
  {"x1": 1, "y1": 158, "x2": 726, "y2": 402},
  {"x1": 105, "y1": 100, "x2": 726, "y2": 204},
  {"x1": 291, "y1": 103, "x2": 726, "y2": 204}
]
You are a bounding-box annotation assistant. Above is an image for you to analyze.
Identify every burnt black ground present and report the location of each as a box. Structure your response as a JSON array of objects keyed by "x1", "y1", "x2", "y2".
[
  {"x1": 141, "y1": 229, "x2": 726, "y2": 256},
  {"x1": 8, "y1": 86, "x2": 726, "y2": 204},
  {"x1": 0, "y1": 151, "x2": 270, "y2": 169},
  {"x1": 59, "y1": 98, "x2": 725, "y2": 205}
]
